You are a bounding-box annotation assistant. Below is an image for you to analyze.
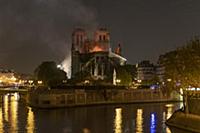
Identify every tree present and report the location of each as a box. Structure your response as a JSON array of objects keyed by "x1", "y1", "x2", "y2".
[
  {"x1": 163, "y1": 38, "x2": 200, "y2": 89},
  {"x1": 122, "y1": 64, "x2": 137, "y2": 80},
  {"x1": 116, "y1": 66, "x2": 132, "y2": 86},
  {"x1": 34, "y1": 61, "x2": 67, "y2": 87},
  {"x1": 161, "y1": 37, "x2": 200, "y2": 112},
  {"x1": 70, "y1": 70, "x2": 91, "y2": 85}
]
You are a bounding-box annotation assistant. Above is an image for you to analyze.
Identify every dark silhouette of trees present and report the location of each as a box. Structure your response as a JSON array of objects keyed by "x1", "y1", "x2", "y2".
[
  {"x1": 116, "y1": 66, "x2": 132, "y2": 86},
  {"x1": 160, "y1": 37, "x2": 200, "y2": 91},
  {"x1": 34, "y1": 61, "x2": 67, "y2": 87}
]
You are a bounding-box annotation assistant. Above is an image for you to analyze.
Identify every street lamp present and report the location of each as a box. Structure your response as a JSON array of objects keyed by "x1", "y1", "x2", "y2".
[
  {"x1": 167, "y1": 78, "x2": 172, "y2": 82},
  {"x1": 37, "y1": 80, "x2": 43, "y2": 85},
  {"x1": 28, "y1": 80, "x2": 33, "y2": 84},
  {"x1": 28, "y1": 80, "x2": 34, "y2": 86},
  {"x1": 116, "y1": 79, "x2": 121, "y2": 84}
]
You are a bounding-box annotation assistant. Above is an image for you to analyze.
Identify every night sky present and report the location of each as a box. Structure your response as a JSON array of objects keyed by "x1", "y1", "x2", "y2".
[{"x1": 1, "y1": 0, "x2": 200, "y2": 74}]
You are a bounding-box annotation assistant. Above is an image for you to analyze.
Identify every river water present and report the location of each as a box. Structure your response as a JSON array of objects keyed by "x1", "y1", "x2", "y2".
[{"x1": 0, "y1": 93, "x2": 182, "y2": 133}]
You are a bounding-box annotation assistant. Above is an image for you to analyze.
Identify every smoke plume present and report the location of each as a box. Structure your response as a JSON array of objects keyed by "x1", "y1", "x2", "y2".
[
  {"x1": 61, "y1": 53, "x2": 71, "y2": 78},
  {"x1": 0, "y1": 0, "x2": 98, "y2": 76}
]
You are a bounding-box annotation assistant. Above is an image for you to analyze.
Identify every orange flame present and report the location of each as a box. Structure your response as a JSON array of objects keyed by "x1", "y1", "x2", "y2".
[{"x1": 91, "y1": 45, "x2": 103, "y2": 52}]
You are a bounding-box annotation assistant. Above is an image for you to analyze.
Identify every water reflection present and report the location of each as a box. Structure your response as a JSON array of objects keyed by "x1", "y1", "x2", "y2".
[
  {"x1": 1, "y1": 93, "x2": 19, "y2": 133},
  {"x1": 0, "y1": 94, "x2": 181, "y2": 133},
  {"x1": 136, "y1": 109, "x2": 143, "y2": 133},
  {"x1": 163, "y1": 104, "x2": 174, "y2": 133},
  {"x1": 27, "y1": 107, "x2": 35, "y2": 133},
  {"x1": 10, "y1": 93, "x2": 18, "y2": 133},
  {"x1": 82, "y1": 128, "x2": 91, "y2": 133},
  {"x1": 0, "y1": 108, "x2": 3, "y2": 133},
  {"x1": 150, "y1": 113, "x2": 157, "y2": 133},
  {"x1": 3, "y1": 95, "x2": 8, "y2": 122},
  {"x1": 166, "y1": 104, "x2": 173, "y2": 119},
  {"x1": 114, "y1": 108, "x2": 122, "y2": 133}
]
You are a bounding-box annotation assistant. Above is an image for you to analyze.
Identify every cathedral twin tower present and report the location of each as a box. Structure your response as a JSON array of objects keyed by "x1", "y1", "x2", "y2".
[
  {"x1": 71, "y1": 28, "x2": 125, "y2": 81},
  {"x1": 72, "y1": 28, "x2": 110, "y2": 54}
]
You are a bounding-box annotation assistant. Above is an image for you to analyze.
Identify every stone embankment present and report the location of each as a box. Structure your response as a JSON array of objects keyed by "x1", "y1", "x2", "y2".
[{"x1": 27, "y1": 87, "x2": 179, "y2": 108}]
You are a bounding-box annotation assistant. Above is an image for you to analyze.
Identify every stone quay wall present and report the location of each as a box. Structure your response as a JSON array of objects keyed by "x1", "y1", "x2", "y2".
[{"x1": 27, "y1": 88, "x2": 177, "y2": 108}]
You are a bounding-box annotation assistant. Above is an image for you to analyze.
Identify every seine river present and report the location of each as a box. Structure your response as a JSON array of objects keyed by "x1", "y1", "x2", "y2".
[{"x1": 0, "y1": 93, "x2": 182, "y2": 133}]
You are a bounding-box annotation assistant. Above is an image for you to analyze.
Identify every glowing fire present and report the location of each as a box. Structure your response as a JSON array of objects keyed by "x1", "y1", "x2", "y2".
[{"x1": 91, "y1": 45, "x2": 103, "y2": 52}]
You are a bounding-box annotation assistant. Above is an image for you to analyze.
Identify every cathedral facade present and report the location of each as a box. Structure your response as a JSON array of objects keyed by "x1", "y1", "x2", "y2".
[{"x1": 71, "y1": 28, "x2": 127, "y2": 82}]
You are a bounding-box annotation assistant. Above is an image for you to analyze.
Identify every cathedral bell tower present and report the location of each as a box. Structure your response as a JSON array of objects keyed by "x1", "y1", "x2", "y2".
[
  {"x1": 93, "y1": 28, "x2": 110, "y2": 52},
  {"x1": 71, "y1": 28, "x2": 87, "y2": 78}
]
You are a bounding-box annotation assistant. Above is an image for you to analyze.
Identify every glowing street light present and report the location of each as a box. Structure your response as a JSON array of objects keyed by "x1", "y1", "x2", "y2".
[
  {"x1": 57, "y1": 64, "x2": 62, "y2": 69},
  {"x1": 37, "y1": 80, "x2": 43, "y2": 85},
  {"x1": 84, "y1": 80, "x2": 90, "y2": 84},
  {"x1": 28, "y1": 80, "x2": 33, "y2": 84},
  {"x1": 11, "y1": 76, "x2": 17, "y2": 81},
  {"x1": 116, "y1": 79, "x2": 121, "y2": 83},
  {"x1": 167, "y1": 78, "x2": 172, "y2": 82}
]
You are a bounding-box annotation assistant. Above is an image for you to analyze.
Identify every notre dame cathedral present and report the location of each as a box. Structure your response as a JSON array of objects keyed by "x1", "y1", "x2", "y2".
[{"x1": 71, "y1": 28, "x2": 127, "y2": 83}]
